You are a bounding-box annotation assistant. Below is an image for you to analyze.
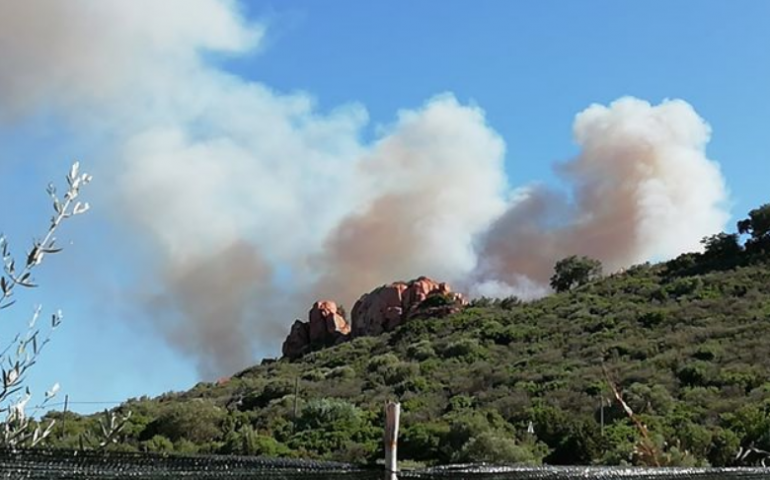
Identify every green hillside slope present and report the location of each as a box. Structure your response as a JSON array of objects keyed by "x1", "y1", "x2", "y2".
[{"x1": 41, "y1": 207, "x2": 770, "y2": 467}]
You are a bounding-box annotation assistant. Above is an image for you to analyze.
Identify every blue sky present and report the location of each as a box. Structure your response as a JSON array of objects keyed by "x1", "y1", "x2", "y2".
[
  {"x1": 237, "y1": 0, "x2": 770, "y2": 209},
  {"x1": 0, "y1": 1, "x2": 767, "y2": 414}
]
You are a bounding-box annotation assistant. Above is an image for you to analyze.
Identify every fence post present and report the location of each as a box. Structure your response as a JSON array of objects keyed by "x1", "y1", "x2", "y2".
[
  {"x1": 291, "y1": 376, "x2": 299, "y2": 433},
  {"x1": 384, "y1": 401, "x2": 401, "y2": 477}
]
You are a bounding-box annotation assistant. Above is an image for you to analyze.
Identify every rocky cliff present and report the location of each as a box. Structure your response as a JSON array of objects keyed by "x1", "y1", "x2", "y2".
[
  {"x1": 281, "y1": 301, "x2": 350, "y2": 359},
  {"x1": 281, "y1": 276, "x2": 465, "y2": 359},
  {"x1": 351, "y1": 276, "x2": 465, "y2": 336}
]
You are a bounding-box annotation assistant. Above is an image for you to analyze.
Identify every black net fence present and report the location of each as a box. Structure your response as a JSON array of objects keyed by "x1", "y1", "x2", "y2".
[
  {"x1": 1, "y1": 449, "x2": 769, "y2": 479},
  {"x1": 401, "y1": 465, "x2": 770, "y2": 479}
]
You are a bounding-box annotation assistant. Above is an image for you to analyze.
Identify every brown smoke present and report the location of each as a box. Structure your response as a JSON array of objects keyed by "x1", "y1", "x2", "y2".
[
  {"x1": 471, "y1": 97, "x2": 728, "y2": 298},
  {"x1": 146, "y1": 241, "x2": 273, "y2": 378}
]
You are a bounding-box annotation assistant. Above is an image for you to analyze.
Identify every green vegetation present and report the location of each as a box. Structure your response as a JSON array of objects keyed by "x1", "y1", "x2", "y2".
[
  {"x1": 550, "y1": 255, "x2": 603, "y2": 293},
  {"x1": 738, "y1": 203, "x2": 770, "y2": 253},
  {"x1": 42, "y1": 204, "x2": 770, "y2": 466}
]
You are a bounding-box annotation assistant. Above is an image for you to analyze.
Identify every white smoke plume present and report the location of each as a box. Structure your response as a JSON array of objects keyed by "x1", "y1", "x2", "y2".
[
  {"x1": 472, "y1": 97, "x2": 729, "y2": 297},
  {"x1": 0, "y1": 0, "x2": 260, "y2": 121},
  {"x1": 310, "y1": 96, "x2": 507, "y2": 307},
  {"x1": 0, "y1": 2, "x2": 730, "y2": 377}
]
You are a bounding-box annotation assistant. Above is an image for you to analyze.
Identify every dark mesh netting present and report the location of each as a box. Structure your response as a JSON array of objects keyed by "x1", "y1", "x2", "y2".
[
  {"x1": 1, "y1": 450, "x2": 769, "y2": 479},
  {"x1": 0, "y1": 449, "x2": 375, "y2": 479},
  {"x1": 399, "y1": 464, "x2": 770, "y2": 479}
]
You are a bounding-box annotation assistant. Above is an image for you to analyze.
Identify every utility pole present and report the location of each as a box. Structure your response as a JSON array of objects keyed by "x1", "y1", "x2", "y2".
[
  {"x1": 292, "y1": 376, "x2": 299, "y2": 433},
  {"x1": 600, "y1": 396, "x2": 605, "y2": 435}
]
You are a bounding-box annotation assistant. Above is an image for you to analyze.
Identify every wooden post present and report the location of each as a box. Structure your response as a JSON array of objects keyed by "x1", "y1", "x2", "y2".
[
  {"x1": 291, "y1": 377, "x2": 299, "y2": 434},
  {"x1": 600, "y1": 397, "x2": 605, "y2": 435},
  {"x1": 384, "y1": 401, "x2": 401, "y2": 476}
]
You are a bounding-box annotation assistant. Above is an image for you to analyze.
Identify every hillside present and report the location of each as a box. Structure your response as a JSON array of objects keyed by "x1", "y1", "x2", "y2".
[{"x1": 40, "y1": 206, "x2": 770, "y2": 467}]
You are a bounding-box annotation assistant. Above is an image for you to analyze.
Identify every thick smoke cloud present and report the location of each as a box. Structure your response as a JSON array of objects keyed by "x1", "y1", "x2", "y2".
[
  {"x1": 472, "y1": 98, "x2": 729, "y2": 297},
  {"x1": 0, "y1": 0, "x2": 260, "y2": 121},
  {"x1": 311, "y1": 96, "x2": 507, "y2": 307},
  {"x1": 0, "y1": 2, "x2": 730, "y2": 377},
  {"x1": 147, "y1": 242, "x2": 273, "y2": 378}
]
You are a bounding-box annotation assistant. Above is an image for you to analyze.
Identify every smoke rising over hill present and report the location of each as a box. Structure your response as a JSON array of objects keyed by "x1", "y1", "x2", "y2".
[
  {"x1": 0, "y1": 1, "x2": 729, "y2": 377},
  {"x1": 471, "y1": 98, "x2": 728, "y2": 298}
]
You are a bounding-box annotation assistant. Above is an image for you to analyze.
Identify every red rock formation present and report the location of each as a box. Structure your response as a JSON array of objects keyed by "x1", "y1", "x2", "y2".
[
  {"x1": 308, "y1": 300, "x2": 350, "y2": 342},
  {"x1": 282, "y1": 301, "x2": 351, "y2": 359},
  {"x1": 351, "y1": 276, "x2": 465, "y2": 337},
  {"x1": 350, "y1": 282, "x2": 408, "y2": 336},
  {"x1": 281, "y1": 277, "x2": 465, "y2": 359}
]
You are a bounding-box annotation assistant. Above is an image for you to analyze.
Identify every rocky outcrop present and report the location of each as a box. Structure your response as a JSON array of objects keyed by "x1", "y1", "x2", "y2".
[
  {"x1": 350, "y1": 282, "x2": 408, "y2": 337},
  {"x1": 308, "y1": 300, "x2": 350, "y2": 341},
  {"x1": 282, "y1": 301, "x2": 351, "y2": 359},
  {"x1": 281, "y1": 277, "x2": 465, "y2": 359},
  {"x1": 351, "y1": 276, "x2": 465, "y2": 337},
  {"x1": 281, "y1": 320, "x2": 311, "y2": 360}
]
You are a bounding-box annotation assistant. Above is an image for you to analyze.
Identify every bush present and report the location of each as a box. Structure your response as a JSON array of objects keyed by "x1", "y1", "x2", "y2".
[
  {"x1": 367, "y1": 353, "x2": 400, "y2": 372},
  {"x1": 439, "y1": 338, "x2": 487, "y2": 361},
  {"x1": 326, "y1": 366, "x2": 356, "y2": 379},
  {"x1": 499, "y1": 296, "x2": 522, "y2": 310},
  {"x1": 418, "y1": 293, "x2": 456, "y2": 309},
  {"x1": 407, "y1": 340, "x2": 436, "y2": 360},
  {"x1": 454, "y1": 431, "x2": 544, "y2": 465},
  {"x1": 638, "y1": 311, "x2": 665, "y2": 328},
  {"x1": 401, "y1": 423, "x2": 449, "y2": 462},
  {"x1": 243, "y1": 379, "x2": 295, "y2": 409},
  {"x1": 141, "y1": 435, "x2": 174, "y2": 453},
  {"x1": 677, "y1": 362, "x2": 714, "y2": 388},
  {"x1": 447, "y1": 395, "x2": 475, "y2": 412},
  {"x1": 295, "y1": 398, "x2": 362, "y2": 432},
  {"x1": 383, "y1": 362, "x2": 419, "y2": 386},
  {"x1": 693, "y1": 343, "x2": 722, "y2": 361},
  {"x1": 290, "y1": 398, "x2": 377, "y2": 458},
  {"x1": 469, "y1": 297, "x2": 494, "y2": 308},
  {"x1": 665, "y1": 277, "x2": 703, "y2": 298},
  {"x1": 302, "y1": 369, "x2": 327, "y2": 382},
  {"x1": 708, "y1": 428, "x2": 741, "y2": 466},
  {"x1": 221, "y1": 426, "x2": 291, "y2": 457},
  {"x1": 142, "y1": 401, "x2": 225, "y2": 444}
]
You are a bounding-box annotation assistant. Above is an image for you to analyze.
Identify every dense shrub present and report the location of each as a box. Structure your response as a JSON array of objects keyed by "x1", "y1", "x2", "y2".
[
  {"x1": 439, "y1": 338, "x2": 487, "y2": 361},
  {"x1": 142, "y1": 401, "x2": 225, "y2": 444},
  {"x1": 221, "y1": 426, "x2": 291, "y2": 456},
  {"x1": 453, "y1": 431, "x2": 544, "y2": 465},
  {"x1": 407, "y1": 340, "x2": 436, "y2": 360}
]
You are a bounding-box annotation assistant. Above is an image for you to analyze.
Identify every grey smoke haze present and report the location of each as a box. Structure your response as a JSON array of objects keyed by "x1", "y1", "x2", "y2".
[
  {"x1": 147, "y1": 242, "x2": 273, "y2": 378},
  {"x1": 0, "y1": 2, "x2": 729, "y2": 377}
]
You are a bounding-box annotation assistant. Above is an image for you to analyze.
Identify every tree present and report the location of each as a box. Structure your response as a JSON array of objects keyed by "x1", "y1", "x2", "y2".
[
  {"x1": 550, "y1": 255, "x2": 603, "y2": 292},
  {"x1": 738, "y1": 203, "x2": 770, "y2": 252},
  {"x1": 0, "y1": 162, "x2": 91, "y2": 447},
  {"x1": 701, "y1": 232, "x2": 742, "y2": 260}
]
